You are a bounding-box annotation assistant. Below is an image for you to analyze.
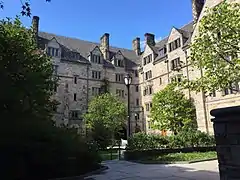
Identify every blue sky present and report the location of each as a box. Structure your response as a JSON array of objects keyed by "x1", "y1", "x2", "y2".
[{"x1": 0, "y1": 0, "x2": 193, "y2": 49}]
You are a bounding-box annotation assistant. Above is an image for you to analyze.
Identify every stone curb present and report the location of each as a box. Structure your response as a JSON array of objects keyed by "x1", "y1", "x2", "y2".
[
  {"x1": 188, "y1": 157, "x2": 217, "y2": 164},
  {"x1": 131, "y1": 158, "x2": 217, "y2": 165},
  {"x1": 48, "y1": 165, "x2": 108, "y2": 180}
]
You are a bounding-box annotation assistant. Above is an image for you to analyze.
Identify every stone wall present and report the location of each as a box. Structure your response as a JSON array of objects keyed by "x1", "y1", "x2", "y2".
[{"x1": 211, "y1": 106, "x2": 240, "y2": 180}]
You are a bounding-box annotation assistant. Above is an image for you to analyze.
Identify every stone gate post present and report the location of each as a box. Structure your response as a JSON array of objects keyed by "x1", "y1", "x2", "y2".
[{"x1": 211, "y1": 106, "x2": 240, "y2": 180}]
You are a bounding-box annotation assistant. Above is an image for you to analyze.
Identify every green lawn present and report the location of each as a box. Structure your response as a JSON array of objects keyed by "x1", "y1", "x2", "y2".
[
  {"x1": 99, "y1": 149, "x2": 119, "y2": 161},
  {"x1": 137, "y1": 151, "x2": 217, "y2": 164}
]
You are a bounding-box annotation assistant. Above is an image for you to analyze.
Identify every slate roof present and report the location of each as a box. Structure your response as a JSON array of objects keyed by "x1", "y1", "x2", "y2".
[
  {"x1": 152, "y1": 21, "x2": 194, "y2": 62},
  {"x1": 37, "y1": 32, "x2": 139, "y2": 69}
]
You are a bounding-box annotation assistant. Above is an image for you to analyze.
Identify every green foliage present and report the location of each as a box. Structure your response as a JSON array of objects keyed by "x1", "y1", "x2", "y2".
[
  {"x1": 150, "y1": 84, "x2": 197, "y2": 134},
  {"x1": 181, "y1": 1, "x2": 240, "y2": 93},
  {"x1": 127, "y1": 132, "x2": 169, "y2": 150},
  {"x1": 88, "y1": 121, "x2": 112, "y2": 149},
  {"x1": 1, "y1": 123, "x2": 101, "y2": 180},
  {"x1": 0, "y1": 17, "x2": 57, "y2": 122},
  {"x1": 127, "y1": 131, "x2": 215, "y2": 151},
  {"x1": 168, "y1": 130, "x2": 215, "y2": 148},
  {"x1": 84, "y1": 93, "x2": 127, "y2": 149},
  {"x1": 0, "y1": 1, "x2": 51, "y2": 17},
  {"x1": 137, "y1": 151, "x2": 217, "y2": 163},
  {"x1": 0, "y1": 18, "x2": 100, "y2": 179}
]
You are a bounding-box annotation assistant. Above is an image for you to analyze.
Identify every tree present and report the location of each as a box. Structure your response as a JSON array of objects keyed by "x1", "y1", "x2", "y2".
[
  {"x1": 182, "y1": 1, "x2": 240, "y2": 93},
  {"x1": 84, "y1": 93, "x2": 127, "y2": 149},
  {"x1": 0, "y1": 17, "x2": 56, "y2": 124},
  {"x1": 0, "y1": 0, "x2": 51, "y2": 16},
  {"x1": 0, "y1": 17, "x2": 101, "y2": 180},
  {"x1": 150, "y1": 84, "x2": 197, "y2": 135}
]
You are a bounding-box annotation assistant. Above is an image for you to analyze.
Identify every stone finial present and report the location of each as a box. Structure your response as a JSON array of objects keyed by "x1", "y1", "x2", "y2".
[
  {"x1": 32, "y1": 16, "x2": 39, "y2": 44},
  {"x1": 144, "y1": 33, "x2": 155, "y2": 46},
  {"x1": 132, "y1": 37, "x2": 141, "y2": 56},
  {"x1": 100, "y1": 33, "x2": 110, "y2": 60},
  {"x1": 191, "y1": 0, "x2": 205, "y2": 24}
]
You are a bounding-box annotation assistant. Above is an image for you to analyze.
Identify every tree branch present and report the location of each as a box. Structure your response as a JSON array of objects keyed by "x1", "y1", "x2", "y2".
[{"x1": 218, "y1": 53, "x2": 235, "y2": 66}]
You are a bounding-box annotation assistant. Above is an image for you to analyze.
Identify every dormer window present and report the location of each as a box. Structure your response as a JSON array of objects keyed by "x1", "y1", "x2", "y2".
[
  {"x1": 115, "y1": 59, "x2": 124, "y2": 67},
  {"x1": 159, "y1": 47, "x2": 167, "y2": 57},
  {"x1": 70, "y1": 52, "x2": 80, "y2": 60},
  {"x1": 47, "y1": 47, "x2": 59, "y2": 57},
  {"x1": 169, "y1": 38, "x2": 181, "y2": 52},
  {"x1": 92, "y1": 54, "x2": 101, "y2": 64}
]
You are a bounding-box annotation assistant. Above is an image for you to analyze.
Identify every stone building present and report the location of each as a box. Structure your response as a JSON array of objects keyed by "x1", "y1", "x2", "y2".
[
  {"x1": 140, "y1": 0, "x2": 240, "y2": 135},
  {"x1": 32, "y1": 0, "x2": 239, "y2": 136},
  {"x1": 33, "y1": 17, "x2": 143, "y2": 135}
]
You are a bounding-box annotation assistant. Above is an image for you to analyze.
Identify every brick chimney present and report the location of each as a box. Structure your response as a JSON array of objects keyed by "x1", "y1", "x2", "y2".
[
  {"x1": 132, "y1": 37, "x2": 141, "y2": 56},
  {"x1": 32, "y1": 16, "x2": 39, "y2": 44},
  {"x1": 144, "y1": 33, "x2": 155, "y2": 46},
  {"x1": 100, "y1": 33, "x2": 110, "y2": 60},
  {"x1": 191, "y1": 0, "x2": 205, "y2": 24}
]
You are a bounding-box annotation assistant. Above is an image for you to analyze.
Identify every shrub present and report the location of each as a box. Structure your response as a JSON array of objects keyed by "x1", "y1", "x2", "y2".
[
  {"x1": 127, "y1": 131, "x2": 215, "y2": 151},
  {"x1": 127, "y1": 132, "x2": 169, "y2": 150},
  {"x1": 0, "y1": 121, "x2": 101, "y2": 180}
]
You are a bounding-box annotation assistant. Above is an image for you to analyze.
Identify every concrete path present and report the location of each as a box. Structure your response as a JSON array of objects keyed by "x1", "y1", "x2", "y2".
[{"x1": 85, "y1": 160, "x2": 219, "y2": 180}]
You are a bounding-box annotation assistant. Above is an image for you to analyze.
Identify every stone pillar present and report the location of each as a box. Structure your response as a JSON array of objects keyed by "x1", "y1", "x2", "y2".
[
  {"x1": 132, "y1": 37, "x2": 141, "y2": 56},
  {"x1": 144, "y1": 33, "x2": 155, "y2": 46},
  {"x1": 100, "y1": 33, "x2": 110, "y2": 60},
  {"x1": 32, "y1": 16, "x2": 39, "y2": 44},
  {"x1": 211, "y1": 106, "x2": 240, "y2": 180}
]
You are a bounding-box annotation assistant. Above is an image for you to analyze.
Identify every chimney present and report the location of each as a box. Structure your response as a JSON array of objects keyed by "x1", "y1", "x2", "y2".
[
  {"x1": 132, "y1": 37, "x2": 141, "y2": 56},
  {"x1": 32, "y1": 16, "x2": 39, "y2": 44},
  {"x1": 191, "y1": 0, "x2": 205, "y2": 24},
  {"x1": 144, "y1": 33, "x2": 155, "y2": 46},
  {"x1": 100, "y1": 33, "x2": 110, "y2": 60}
]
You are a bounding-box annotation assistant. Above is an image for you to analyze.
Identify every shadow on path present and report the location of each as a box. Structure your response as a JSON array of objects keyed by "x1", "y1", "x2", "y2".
[{"x1": 84, "y1": 160, "x2": 219, "y2": 180}]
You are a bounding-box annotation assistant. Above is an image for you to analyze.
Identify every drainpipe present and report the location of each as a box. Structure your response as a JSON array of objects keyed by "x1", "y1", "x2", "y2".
[
  {"x1": 86, "y1": 65, "x2": 89, "y2": 108},
  {"x1": 165, "y1": 60, "x2": 170, "y2": 83},
  {"x1": 185, "y1": 50, "x2": 191, "y2": 99},
  {"x1": 200, "y1": 68, "x2": 209, "y2": 134}
]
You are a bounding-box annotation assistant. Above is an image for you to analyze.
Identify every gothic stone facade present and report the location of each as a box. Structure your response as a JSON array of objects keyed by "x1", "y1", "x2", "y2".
[
  {"x1": 33, "y1": 0, "x2": 240, "y2": 135},
  {"x1": 141, "y1": 0, "x2": 240, "y2": 135},
  {"x1": 34, "y1": 23, "x2": 143, "y2": 134}
]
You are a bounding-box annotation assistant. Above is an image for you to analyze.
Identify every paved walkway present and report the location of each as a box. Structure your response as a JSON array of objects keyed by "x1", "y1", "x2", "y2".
[{"x1": 85, "y1": 160, "x2": 219, "y2": 180}]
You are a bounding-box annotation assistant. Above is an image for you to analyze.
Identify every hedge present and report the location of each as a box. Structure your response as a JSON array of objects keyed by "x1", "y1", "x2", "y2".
[
  {"x1": 0, "y1": 122, "x2": 101, "y2": 180},
  {"x1": 127, "y1": 130, "x2": 215, "y2": 151},
  {"x1": 124, "y1": 146, "x2": 216, "y2": 161}
]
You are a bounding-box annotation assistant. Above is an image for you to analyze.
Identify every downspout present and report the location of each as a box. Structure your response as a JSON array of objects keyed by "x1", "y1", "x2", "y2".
[
  {"x1": 84, "y1": 64, "x2": 90, "y2": 136},
  {"x1": 184, "y1": 49, "x2": 191, "y2": 99},
  {"x1": 86, "y1": 65, "x2": 89, "y2": 108},
  {"x1": 200, "y1": 68, "x2": 209, "y2": 134},
  {"x1": 165, "y1": 60, "x2": 170, "y2": 83}
]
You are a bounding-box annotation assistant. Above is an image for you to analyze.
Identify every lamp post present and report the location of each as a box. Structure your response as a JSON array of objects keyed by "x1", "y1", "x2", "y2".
[{"x1": 124, "y1": 74, "x2": 132, "y2": 139}]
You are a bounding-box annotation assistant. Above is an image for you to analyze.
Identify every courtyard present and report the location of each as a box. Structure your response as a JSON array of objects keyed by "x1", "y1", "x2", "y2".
[{"x1": 85, "y1": 160, "x2": 219, "y2": 180}]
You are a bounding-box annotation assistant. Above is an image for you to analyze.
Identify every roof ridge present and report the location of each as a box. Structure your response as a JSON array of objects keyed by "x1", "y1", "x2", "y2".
[
  {"x1": 39, "y1": 31, "x2": 134, "y2": 52},
  {"x1": 155, "y1": 21, "x2": 194, "y2": 47},
  {"x1": 179, "y1": 20, "x2": 194, "y2": 30}
]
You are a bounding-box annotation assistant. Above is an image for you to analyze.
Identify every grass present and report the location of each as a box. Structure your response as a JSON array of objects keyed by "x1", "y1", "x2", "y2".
[
  {"x1": 137, "y1": 151, "x2": 217, "y2": 164},
  {"x1": 99, "y1": 149, "x2": 119, "y2": 161}
]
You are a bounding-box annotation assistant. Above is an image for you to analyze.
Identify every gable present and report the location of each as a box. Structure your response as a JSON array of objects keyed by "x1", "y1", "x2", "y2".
[
  {"x1": 168, "y1": 28, "x2": 182, "y2": 43},
  {"x1": 48, "y1": 37, "x2": 60, "y2": 49},
  {"x1": 142, "y1": 44, "x2": 154, "y2": 58},
  {"x1": 115, "y1": 50, "x2": 124, "y2": 60},
  {"x1": 91, "y1": 46, "x2": 103, "y2": 56}
]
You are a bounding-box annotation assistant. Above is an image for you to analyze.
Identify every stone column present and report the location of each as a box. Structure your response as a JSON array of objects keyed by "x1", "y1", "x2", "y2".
[{"x1": 211, "y1": 106, "x2": 240, "y2": 180}]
